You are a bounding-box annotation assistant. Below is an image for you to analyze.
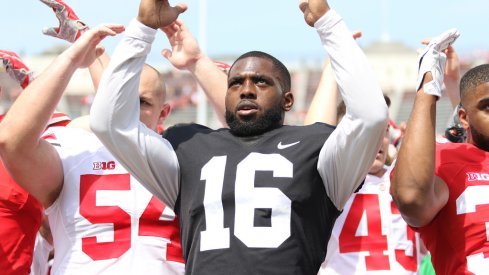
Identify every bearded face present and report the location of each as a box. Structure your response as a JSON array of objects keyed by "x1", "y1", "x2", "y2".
[{"x1": 225, "y1": 104, "x2": 283, "y2": 137}]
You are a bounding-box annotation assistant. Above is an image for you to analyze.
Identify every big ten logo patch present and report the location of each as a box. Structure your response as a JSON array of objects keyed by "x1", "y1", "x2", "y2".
[
  {"x1": 93, "y1": 161, "x2": 116, "y2": 170},
  {"x1": 467, "y1": 172, "x2": 489, "y2": 182}
]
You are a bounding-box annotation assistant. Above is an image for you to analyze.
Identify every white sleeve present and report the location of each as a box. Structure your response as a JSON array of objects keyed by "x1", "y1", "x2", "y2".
[
  {"x1": 29, "y1": 232, "x2": 53, "y2": 275},
  {"x1": 315, "y1": 10, "x2": 389, "y2": 210},
  {"x1": 90, "y1": 19, "x2": 180, "y2": 209}
]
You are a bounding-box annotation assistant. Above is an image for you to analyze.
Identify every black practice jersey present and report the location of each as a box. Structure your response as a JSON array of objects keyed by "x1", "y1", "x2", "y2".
[
  {"x1": 92, "y1": 9, "x2": 388, "y2": 275},
  {"x1": 164, "y1": 123, "x2": 340, "y2": 275}
]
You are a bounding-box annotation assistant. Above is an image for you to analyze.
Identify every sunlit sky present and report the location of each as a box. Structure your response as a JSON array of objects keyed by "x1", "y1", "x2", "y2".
[{"x1": 2, "y1": 0, "x2": 488, "y2": 67}]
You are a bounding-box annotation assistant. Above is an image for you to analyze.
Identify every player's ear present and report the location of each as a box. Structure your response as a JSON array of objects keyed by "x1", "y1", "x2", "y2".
[
  {"x1": 159, "y1": 103, "x2": 172, "y2": 124},
  {"x1": 282, "y1": 92, "x2": 294, "y2": 112},
  {"x1": 458, "y1": 106, "x2": 468, "y2": 130}
]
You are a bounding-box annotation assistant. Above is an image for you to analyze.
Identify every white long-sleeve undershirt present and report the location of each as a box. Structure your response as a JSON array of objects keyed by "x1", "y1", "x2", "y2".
[{"x1": 90, "y1": 10, "x2": 387, "y2": 211}]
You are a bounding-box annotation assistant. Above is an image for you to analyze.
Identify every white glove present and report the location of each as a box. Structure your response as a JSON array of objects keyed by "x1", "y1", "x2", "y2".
[{"x1": 416, "y1": 28, "x2": 460, "y2": 98}]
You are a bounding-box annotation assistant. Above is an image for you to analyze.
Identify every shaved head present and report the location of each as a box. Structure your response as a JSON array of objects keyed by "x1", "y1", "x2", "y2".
[
  {"x1": 460, "y1": 64, "x2": 489, "y2": 106},
  {"x1": 138, "y1": 64, "x2": 171, "y2": 131},
  {"x1": 141, "y1": 64, "x2": 166, "y2": 104}
]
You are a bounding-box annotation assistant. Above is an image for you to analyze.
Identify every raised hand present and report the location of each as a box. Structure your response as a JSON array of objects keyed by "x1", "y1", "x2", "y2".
[
  {"x1": 160, "y1": 19, "x2": 202, "y2": 70},
  {"x1": 421, "y1": 38, "x2": 460, "y2": 84},
  {"x1": 421, "y1": 38, "x2": 461, "y2": 107},
  {"x1": 299, "y1": 0, "x2": 330, "y2": 27},
  {"x1": 0, "y1": 50, "x2": 33, "y2": 89},
  {"x1": 62, "y1": 24, "x2": 124, "y2": 69},
  {"x1": 40, "y1": 0, "x2": 88, "y2": 43},
  {"x1": 442, "y1": 45, "x2": 460, "y2": 83},
  {"x1": 416, "y1": 28, "x2": 460, "y2": 98},
  {"x1": 137, "y1": 0, "x2": 187, "y2": 29}
]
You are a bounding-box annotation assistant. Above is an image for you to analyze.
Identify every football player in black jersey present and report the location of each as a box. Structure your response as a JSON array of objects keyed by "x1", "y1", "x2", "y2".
[{"x1": 91, "y1": 0, "x2": 389, "y2": 273}]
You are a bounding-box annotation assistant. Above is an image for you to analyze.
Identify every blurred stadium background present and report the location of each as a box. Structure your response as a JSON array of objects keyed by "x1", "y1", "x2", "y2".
[{"x1": 1, "y1": 39, "x2": 486, "y2": 133}]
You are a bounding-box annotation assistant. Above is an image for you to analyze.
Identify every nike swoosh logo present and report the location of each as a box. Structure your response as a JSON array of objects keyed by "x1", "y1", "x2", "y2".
[{"x1": 277, "y1": 141, "x2": 300, "y2": 150}]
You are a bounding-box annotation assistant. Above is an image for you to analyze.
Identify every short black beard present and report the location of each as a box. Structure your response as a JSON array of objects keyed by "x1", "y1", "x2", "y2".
[
  {"x1": 225, "y1": 106, "x2": 283, "y2": 137},
  {"x1": 470, "y1": 124, "x2": 489, "y2": 152}
]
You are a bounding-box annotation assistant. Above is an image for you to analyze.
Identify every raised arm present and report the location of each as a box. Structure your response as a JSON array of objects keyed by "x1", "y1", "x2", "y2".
[
  {"x1": 300, "y1": 0, "x2": 389, "y2": 210},
  {"x1": 440, "y1": 44, "x2": 466, "y2": 142},
  {"x1": 421, "y1": 38, "x2": 461, "y2": 108},
  {"x1": 391, "y1": 29, "x2": 459, "y2": 227},
  {"x1": 303, "y1": 58, "x2": 339, "y2": 125},
  {"x1": 443, "y1": 45, "x2": 461, "y2": 107},
  {"x1": 0, "y1": 25, "x2": 123, "y2": 207},
  {"x1": 41, "y1": 0, "x2": 227, "y2": 125},
  {"x1": 161, "y1": 19, "x2": 228, "y2": 126},
  {"x1": 90, "y1": 0, "x2": 186, "y2": 209},
  {"x1": 304, "y1": 31, "x2": 362, "y2": 125}
]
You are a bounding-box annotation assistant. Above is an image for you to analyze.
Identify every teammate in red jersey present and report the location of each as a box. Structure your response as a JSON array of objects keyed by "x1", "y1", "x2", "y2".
[
  {"x1": 0, "y1": 50, "x2": 70, "y2": 275},
  {"x1": 391, "y1": 29, "x2": 489, "y2": 274}
]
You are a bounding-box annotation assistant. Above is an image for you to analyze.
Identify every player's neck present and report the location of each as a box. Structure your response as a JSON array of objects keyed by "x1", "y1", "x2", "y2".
[{"x1": 369, "y1": 167, "x2": 386, "y2": 178}]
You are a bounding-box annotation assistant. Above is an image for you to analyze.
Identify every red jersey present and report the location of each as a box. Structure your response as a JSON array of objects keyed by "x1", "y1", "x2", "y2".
[
  {"x1": 417, "y1": 142, "x2": 489, "y2": 274},
  {"x1": 0, "y1": 161, "x2": 43, "y2": 275},
  {"x1": 0, "y1": 112, "x2": 70, "y2": 275}
]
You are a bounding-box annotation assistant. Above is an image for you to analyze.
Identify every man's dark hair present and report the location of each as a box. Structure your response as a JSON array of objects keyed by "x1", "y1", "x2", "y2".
[
  {"x1": 230, "y1": 51, "x2": 291, "y2": 93},
  {"x1": 460, "y1": 64, "x2": 489, "y2": 101}
]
